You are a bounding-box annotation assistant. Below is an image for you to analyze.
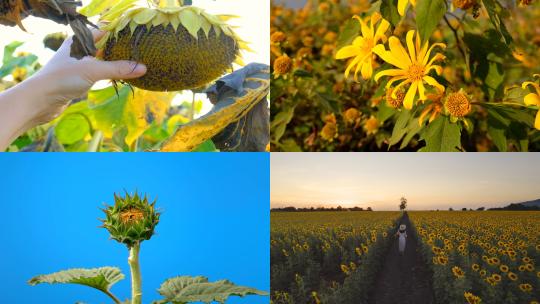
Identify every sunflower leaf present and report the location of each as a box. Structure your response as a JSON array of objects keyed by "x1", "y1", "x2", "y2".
[
  {"x1": 152, "y1": 276, "x2": 267, "y2": 304},
  {"x1": 28, "y1": 267, "x2": 124, "y2": 294}
]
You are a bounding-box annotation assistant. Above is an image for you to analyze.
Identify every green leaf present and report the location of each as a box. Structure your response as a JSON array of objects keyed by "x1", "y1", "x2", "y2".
[
  {"x1": 416, "y1": 0, "x2": 447, "y2": 42},
  {"x1": 192, "y1": 140, "x2": 219, "y2": 152},
  {"x1": 481, "y1": 0, "x2": 513, "y2": 46},
  {"x1": 55, "y1": 114, "x2": 91, "y2": 145},
  {"x1": 487, "y1": 125, "x2": 507, "y2": 152},
  {"x1": 29, "y1": 267, "x2": 124, "y2": 294},
  {"x1": 2, "y1": 41, "x2": 24, "y2": 64},
  {"x1": 336, "y1": 18, "x2": 360, "y2": 50},
  {"x1": 271, "y1": 106, "x2": 295, "y2": 142},
  {"x1": 419, "y1": 116, "x2": 462, "y2": 152},
  {"x1": 484, "y1": 61, "x2": 504, "y2": 101},
  {"x1": 153, "y1": 276, "x2": 267, "y2": 304},
  {"x1": 388, "y1": 110, "x2": 412, "y2": 147},
  {"x1": 379, "y1": 0, "x2": 401, "y2": 27},
  {"x1": 315, "y1": 93, "x2": 340, "y2": 114}
]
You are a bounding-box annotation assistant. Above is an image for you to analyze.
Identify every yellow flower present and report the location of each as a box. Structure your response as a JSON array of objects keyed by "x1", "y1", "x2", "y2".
[
  {"x1": 273, "y1": 54, "x2": 293, "y2": 79},
  {"x1": 508, "y1": 272, "x2": 518, "y2": 281},
  {"x1": 464, "y1": 291, "x2": 482, "y2": 304},
  {"x1": 271, "y1": 31, "x2": 287, "y2": 44},
  {"x1": 386, "y1": 87, "x2": 405, "y2": 109},
  {"x1": 341, "y1": 264, "x2": 351, "y2": 275},
  {"x1": 364, "y1": 116, "x2": 379, "y2": 135},
  {"x1": 336, "y1": 12, "x2": 390, "y2": 80},
  {"x1": 445, "y1": 90, "x2": 472, "y2": 118},
  {"x1": 522, "y1": 74, "x2": 540, "y2": 130},
  {"x1": 373, "y1": 30, "x2": 446, "y2": 109},
  {"x1": 499, "y1": 265, "x2": 509, "y2": 273},
  {"x1": 398, "y1": 0, "x2": 417, "y2": 16},
  {"x1": 519, "y1": 283, "x2": 533, "y2": 293},
  {"x1": 452, "y1": 266, "x2": 465, "y2": 278}
]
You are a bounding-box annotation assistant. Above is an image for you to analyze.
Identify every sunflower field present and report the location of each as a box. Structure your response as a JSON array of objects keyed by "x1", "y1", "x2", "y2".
[
  {"x1": 270, "y1": 0, "x2": 540, "y2": 151},
  {"x1": 270, "y1": 211, "x2": 399, "y2": 303},
  {"x1": 409, "y1": 211, "x2": 540, "y2": 304}
]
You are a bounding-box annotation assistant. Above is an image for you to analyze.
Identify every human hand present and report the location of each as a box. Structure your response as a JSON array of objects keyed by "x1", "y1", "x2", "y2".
[
  {"x1": 30, "y1": 30, "x2": 147, "y2": 121},
  {"x1": 0, "y1": 30, "x2": 146, "y2": 150}
]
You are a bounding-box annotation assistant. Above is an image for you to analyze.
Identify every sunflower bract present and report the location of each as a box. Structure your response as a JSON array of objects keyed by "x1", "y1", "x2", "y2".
[{"x1": 101, "y1": 192, "x2": 160, "y2": 248}]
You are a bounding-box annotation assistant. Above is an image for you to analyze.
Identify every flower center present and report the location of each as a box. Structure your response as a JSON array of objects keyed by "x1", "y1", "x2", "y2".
[
  {"x1": 407, "y1": 63, "x2": 425, "y2": 82},
  {"x1": 120, "y1": 208, "x2": 145, "y2": 224},
  {"x1": 361, "y1": 38, "x2": 374, "y2": 52},
  {"x1": 445, "y1": 92, "x2": 471, "y2": 117}
]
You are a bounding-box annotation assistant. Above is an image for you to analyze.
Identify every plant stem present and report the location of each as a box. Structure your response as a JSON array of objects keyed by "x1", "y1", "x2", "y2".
[
  {"x1": 190, "y1": 92, "x2": 196, "y2": 121},
  {"x1": 128, "y1": 244, "x2": 142, "y2": 304},
  {"x1": 103, "y1": 289, "x2": 122, "y2": 304}
]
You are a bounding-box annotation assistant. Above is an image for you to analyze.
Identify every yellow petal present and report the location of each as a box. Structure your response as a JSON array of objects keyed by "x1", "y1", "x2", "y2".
[
  {"x1": 535, "y1": 110, "x2": 540, "y2": 130},
  {"x1": 422, "y1": 43, "x2": 446, "y2": 66},
  {"x1": 398, "y1": 0, "x2": 408, "y2": 16},
  {"x1": 524, "y1": 93, "x2": 540, "y2": 106},
  {"x1": 419, "y1": 105, "x2": 432, "y2": 126},
  {"x1": 180, "y1": 9, "x2": 203, "y2": 38},
  {"x1": 406, "y1": 30, "x2": 416, "y2": 62},
  {"x1": 426, "y1": 64, "x2": 443, "y2": 75},
  {"x1": 374, "y1": 69, "x2": 406, "y2": 82},
  {"x1": 360, "y1": 59, "x2": 373, "y2": 79},
  {"x1": 423, "y1": 76, "x2": 445, "y2": 93},
  {"x1": 418, "y1": 81, "x2": 426, "y2": 100},
  {"x1": 522, "y1": 81, "x2": 540, "y2": 95},
  {"x1": 403, "y1": 81, "x2": 418, "y2": 109},
  {"x1": 345, "y1": 56, "x2": 362, "y2": 79},
  {"x1": 336, "y1": 45, "x2": 360, "y2": 59},
  {"x1": 388, "y1": 36, "x2": 412, "y2": 67},
  {"x1": 373, "y1": 45, "x2": 405, "y2": 69},
  {"x1": 426, "y1": 53, "x2": 446, "y2": 70},
  {"x1": 133, "y1": 8, "x2": 157, "y2": 25},
  {"x1": 374, "y1": 19, "x2": 390, "y2": 43},
  {"x1": 386, "y1": 76, "x2": 408, "y2": 88}
]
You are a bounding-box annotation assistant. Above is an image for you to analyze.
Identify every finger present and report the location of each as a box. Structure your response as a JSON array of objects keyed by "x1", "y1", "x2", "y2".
[
  {"x1": 83, "y1": 59, "x2": 147, "y2": 82},
  {"x1": 91, "y1": 28, "x2": 106, "y2": 42}
]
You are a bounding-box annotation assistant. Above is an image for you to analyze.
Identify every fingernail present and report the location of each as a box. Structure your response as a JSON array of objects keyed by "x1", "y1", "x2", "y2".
[{"x1": 131, "y1": 62, "x2": 147, "y2": 75}]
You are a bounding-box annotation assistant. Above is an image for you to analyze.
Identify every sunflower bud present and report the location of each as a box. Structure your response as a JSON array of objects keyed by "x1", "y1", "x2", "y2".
[{"x1": 101, "y1": 192, "x2": 160, "y2": 248}]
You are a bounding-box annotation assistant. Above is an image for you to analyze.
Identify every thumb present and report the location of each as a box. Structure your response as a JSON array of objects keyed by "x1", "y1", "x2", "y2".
[{"x1": 84, "y1": 59, "x2": 147, "y2": 82}]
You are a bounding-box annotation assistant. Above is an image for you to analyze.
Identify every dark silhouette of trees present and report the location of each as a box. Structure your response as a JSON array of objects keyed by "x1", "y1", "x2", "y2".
[{"x1": 399, "y1": 197, "x2": 407, "y2": 211}]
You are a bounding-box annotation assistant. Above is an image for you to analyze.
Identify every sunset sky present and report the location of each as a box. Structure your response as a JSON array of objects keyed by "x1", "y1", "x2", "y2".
[{"x1": 271, "y1": 153, "x2": 540, "y2": 211}]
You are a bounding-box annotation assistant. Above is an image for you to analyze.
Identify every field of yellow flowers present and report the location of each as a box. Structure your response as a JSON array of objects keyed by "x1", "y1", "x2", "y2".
[
  {"x1": 270, "y1": 211, "x2": 399, "y2": 303},
  {"x1": 410, "y1": 211, "x2": 540, "y2": 304},
  {"x1": 271, "y1": 0, "x2": 540, "y2": 151}
]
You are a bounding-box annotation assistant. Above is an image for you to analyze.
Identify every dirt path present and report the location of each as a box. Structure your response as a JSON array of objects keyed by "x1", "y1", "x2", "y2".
[{"x1": 368, "y1": 213, "x2": 434, "y2": 304}]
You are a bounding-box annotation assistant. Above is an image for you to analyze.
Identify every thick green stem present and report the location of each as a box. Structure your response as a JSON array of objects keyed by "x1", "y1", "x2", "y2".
[{"x1": 128, "y1": 244, "x2": 142, "y2": 304}]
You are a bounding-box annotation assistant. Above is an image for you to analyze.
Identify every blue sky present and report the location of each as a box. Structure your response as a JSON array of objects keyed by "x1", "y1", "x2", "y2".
[
  {"x1": 0, "y1": 153, "x2": 269, "y2": 304},
  {"x1": 271, "y1": 153, "x2": 540, "y2": 210}
]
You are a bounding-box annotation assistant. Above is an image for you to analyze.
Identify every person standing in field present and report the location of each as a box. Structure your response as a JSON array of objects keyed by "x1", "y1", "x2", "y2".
[{"x1": 396, "y1": 224, "x2": 407, "y2": 255}]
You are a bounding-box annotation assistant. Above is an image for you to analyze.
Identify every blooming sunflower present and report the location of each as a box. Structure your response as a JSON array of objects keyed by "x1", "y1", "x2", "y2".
[
  {"x1": 335, "y1": 12, "x2": 390, "y2": 80},
  {"x1": 398, "y1": 0, "x2": 417, "y2": 16},
  {"x1": 373, "y1": 30, "x2": 446, "y2": 109},
  {"x1": 522, "y1": 74, "x2": 540, "y2": 130}
]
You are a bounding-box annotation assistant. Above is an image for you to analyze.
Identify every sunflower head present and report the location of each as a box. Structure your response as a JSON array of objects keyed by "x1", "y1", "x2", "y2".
[
  {"x1": 101, "y1": 191, "x2": 160, "y2": 248},
  {"x1": 445, "y1": 90, "x2": 472, "y2": 118},
  {"x1": 386, "y1": 88, "x2": 405, "y2": 109},
  {"x1": 274, "y1": 54, "x2": 293, "y2": 79},
  {"x1": 98, "y1": 2, "x2": 244, "y2": 91}
]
